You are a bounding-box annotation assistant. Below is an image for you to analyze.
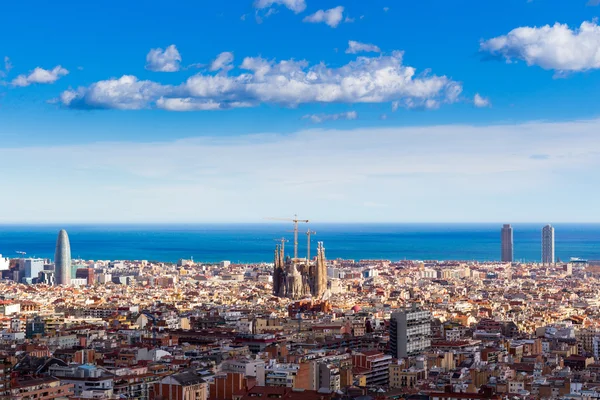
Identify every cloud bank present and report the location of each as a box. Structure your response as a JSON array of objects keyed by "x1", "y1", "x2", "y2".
[
  {"x1": 59, "y1": 51, "x2": 462, "y2": 111},
  {"x1": 2, "y1": 119, "x2": 599, "y2": 223}
]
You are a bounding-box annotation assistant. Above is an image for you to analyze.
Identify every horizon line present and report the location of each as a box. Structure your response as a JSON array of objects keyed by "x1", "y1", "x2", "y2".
[{"x1": 0, "y1": 221, "x2": 597, "y2": 226}]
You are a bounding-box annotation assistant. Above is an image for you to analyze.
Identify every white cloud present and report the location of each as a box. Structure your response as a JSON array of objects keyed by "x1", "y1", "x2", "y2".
[
  {"x1": 302, "y1": 111, "x2": 358, "y2": 123},
  {"x1": 60, "y1": 51, "x2": 463, "y2": 111},
  {"x1": 11, "y1": 65, "x2": 68, "y2": 87},
  {"x1": 210, "y1": 52, "x2": 234, "y2": 72},
  {"x1": 145, "y1": 44, "x2": 182, "y2": 72},
  {"x1": 383, "y1": 7, "x2": 389, "y2": 12},
  {"x1": 473, "y1": 93, "x2": 491, "y2": 108},
  {"x1": 303, "y1": 6, "x2": 344, "y2": 28},
  {"x1": 346, "y1": 40, "x2": 381, "y2": 54},
  {"x1": 587, "y1": 0, "x2": 600, "y2": 6},
  {"x1": 481, "y1": 20, "x2": 600, "y2": 73},
  {"x1": 61, "y1": 75, "x2": 172, "y2": 110},
  {"x1": 253, "y1": 0, "x2": 306, "y2": 13},
  {"x1": 3, "y1": 119, "x2": 600, "y2": 223}
]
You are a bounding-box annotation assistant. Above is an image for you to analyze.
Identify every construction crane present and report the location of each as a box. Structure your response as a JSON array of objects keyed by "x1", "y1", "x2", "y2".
[
  {"x1": 306, "y1": 230, "x2": 316, "y2": 264},
  {"x1": 273, "y1": 237, "x2": 289, "y2": 257},
  {"x1": 265, "y1": 215, "x2": 309, "y2": 262}
]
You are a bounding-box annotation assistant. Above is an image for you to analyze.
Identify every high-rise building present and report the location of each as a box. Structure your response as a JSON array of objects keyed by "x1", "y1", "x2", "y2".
[
  {"x1": 18, "y1": 258, "x2": 45, "y2": 284},
  {"x1": 501, "y1": 224, "x2": 514, "y2": 262},
  {"x1": 54, "y1": 229, "x2": 72, "y2": 286},
  {"x1": 389, "y1": 305, "x2": 432, "y2": 359},
  {"x1": 542, "y1": 224, "x2": 555, "y2": 265}
]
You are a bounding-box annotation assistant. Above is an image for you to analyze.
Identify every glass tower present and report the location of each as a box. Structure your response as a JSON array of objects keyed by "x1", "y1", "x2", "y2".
[{"x1": 54, "y1": 229, "x2": 72, "y2": 285}]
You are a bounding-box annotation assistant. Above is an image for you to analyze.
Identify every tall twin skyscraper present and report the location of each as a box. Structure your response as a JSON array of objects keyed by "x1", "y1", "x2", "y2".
[
  {"x1": 501, "y1": 224, "x2": 513, "y2": 262},
  {"x1": 542, "y1": 224, "x2": 555, "y2": 264},
  {"x1": 54, "y1": 229, "x2": 72, "y2": 285},
  {"x1": 500, "y1": 224, "x2": 555, "y2": 264}
]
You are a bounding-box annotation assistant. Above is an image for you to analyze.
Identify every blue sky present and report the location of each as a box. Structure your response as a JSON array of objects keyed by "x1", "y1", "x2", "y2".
[{"x1": 2, "y1": 0, "x2": 600, "y2": 222}]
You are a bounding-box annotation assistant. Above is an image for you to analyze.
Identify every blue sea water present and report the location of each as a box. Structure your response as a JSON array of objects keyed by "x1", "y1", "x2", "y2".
[{"x1": 0, "y1": 224, "x2": 598, "y2": 263}]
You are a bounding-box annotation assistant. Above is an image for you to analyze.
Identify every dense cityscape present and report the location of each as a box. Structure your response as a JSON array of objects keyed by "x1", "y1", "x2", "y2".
[
  {"x1": 1, "y1": 222, "x2": 599, "y2": 400},
  {"x1": 3, "y1": 1, "x2": 600, "y2": 399}
]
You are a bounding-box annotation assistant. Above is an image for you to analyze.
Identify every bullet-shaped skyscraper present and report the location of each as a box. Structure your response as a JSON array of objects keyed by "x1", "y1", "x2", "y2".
[
  {"x1": 542, "y1": 224, "x2": 555, "y2": 265},
  {"x1": 54, "y1": 229, "x2": 71, "y2": 286},
  {"x1": 501, "y1": 224, "x2": 514, "y2": 262}
]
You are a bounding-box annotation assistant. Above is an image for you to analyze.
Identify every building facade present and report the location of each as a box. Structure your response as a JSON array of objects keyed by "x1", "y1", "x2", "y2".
[
  {"x1": 8, "y1": 377, "x2": 73, "y2": 400},
  {"x1": 389, "y1": 306, "x2": 432, "y2": 359},
  {"x1": 25, "y1": 316, "x2": 46, "y2": 339},
  {"x1": 351, "y1": 350, "x2": 392, "y2": 387},
  {"x1": 265, "y1": 362, "x2": 299, "y2": 387},
  {"x1": 501, "y1": 224, "x2": 514, "y2": 262},
  {"x1": 49, "y1": 364, "x2": 113, "y2": 397},
  {"x1": 221, "y1": 359, "x2": 266, "y2": 386},
  {"x1": 154, "y1": 371, "x2": 207, "y2": 400}
]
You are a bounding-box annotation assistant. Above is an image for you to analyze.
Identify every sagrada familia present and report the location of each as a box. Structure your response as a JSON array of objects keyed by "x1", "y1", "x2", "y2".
[{"x1": 273, "y1": 241, "x2": 327, "y2": 300}]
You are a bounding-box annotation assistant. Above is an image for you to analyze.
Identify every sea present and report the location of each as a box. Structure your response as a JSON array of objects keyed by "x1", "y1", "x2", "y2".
[{"x1": 0, "y1": 223, "x2": 598, "y2": 264}]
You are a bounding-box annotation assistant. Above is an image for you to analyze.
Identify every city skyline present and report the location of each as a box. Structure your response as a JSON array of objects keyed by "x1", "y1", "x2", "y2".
[
  {"x1": 3, "y1": 1, "x2": 600, "y2": 397},
  {"x1": 1, "y1": 1, "x2": 600, "y2": 222}
]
